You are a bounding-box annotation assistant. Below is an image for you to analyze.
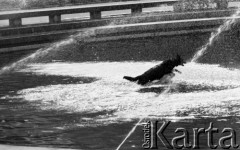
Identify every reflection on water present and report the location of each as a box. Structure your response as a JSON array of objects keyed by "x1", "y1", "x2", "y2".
[{"x1": 0, "y1": 62, "x2": 240, "y2": 149}]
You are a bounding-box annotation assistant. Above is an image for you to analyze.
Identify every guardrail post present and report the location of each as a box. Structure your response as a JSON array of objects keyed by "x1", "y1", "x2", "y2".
[
  {"x1": 49, "y1": 15, "x2": 61, "y2": 23},
  {"x1": 9, "y1": 18, "x2": 22, "y2": 27},
  {"x1": 131, "y1": 5, "x2": 143, "y2": 15},
  {"x1": 216, "y1": 0, "x2": 228, "y2": 9},
  {"x1": 90, "y1": 11, "x2": 101, "y2": 19}
]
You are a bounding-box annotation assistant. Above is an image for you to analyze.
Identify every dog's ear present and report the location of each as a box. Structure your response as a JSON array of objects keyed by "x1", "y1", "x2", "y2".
[
  {"x1": 176, "y1": 54, "x2": 186, "y2": 66},
  {"x1": 176, "y1": 54, "x2": 181, "y2": 60}
]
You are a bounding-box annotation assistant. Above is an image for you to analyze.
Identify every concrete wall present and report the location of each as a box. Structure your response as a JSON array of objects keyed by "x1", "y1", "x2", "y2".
[{"x1": 1, "y1": 9, "x2": 236, "y2": 53}]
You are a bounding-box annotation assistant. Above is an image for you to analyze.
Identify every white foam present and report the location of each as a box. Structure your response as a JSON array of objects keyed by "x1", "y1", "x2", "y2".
[{"x1": 4, "y1": 62, "x2": 240, "y2": 125}]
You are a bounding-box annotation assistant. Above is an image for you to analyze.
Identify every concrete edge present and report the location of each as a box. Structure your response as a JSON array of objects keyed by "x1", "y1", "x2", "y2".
[
  {"x1": 0, "y1": 43, "x2": 50, "y2": 53},
  {"x1": 0, "y1": 28, "x2": 214, "y2": 53}
]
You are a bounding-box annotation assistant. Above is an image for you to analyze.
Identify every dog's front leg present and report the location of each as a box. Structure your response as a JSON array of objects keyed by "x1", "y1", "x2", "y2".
[{"x1": 174, "y1": 69, "x2": 182, "y2": 74}]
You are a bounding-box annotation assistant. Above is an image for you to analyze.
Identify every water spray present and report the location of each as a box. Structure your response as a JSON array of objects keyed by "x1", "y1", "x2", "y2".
[
  {"x1": 191, "y1": 9, "x2": 240, "y2": 62},
  {"x1": 115, "y1": 82, "x2": 173, "y2": 150},
  {"x1": 0, "y1": 16, "x2": 134, "y2": 75},
  {"x1": 116, "y1": 118, "x2": 144, "y2": 150},
  {"x1": 115, "y1": 9, "x2": 240, "y2": 148},
  {"x1": 0, "y1": 30, "x2": 96, "y2": 75}
]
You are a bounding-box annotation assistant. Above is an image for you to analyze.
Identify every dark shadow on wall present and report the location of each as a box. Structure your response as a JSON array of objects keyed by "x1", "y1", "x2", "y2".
[
  {"x1": 31, "y1": 32, "x2": 211, "y2": 63},
  {"x1": 0, "y1": 32, "x2": 211, "y2": 69}
]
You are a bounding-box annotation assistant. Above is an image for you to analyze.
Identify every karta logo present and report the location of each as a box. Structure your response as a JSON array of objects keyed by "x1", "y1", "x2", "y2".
[{"x1": 142, "y1": 121, "x2": 239, "y2": 149}]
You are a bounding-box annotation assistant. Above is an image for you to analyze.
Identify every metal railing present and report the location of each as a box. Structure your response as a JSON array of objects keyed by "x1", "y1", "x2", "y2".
[{"x1": 0, "y1": 0, "x2": 177, "y2": 27}]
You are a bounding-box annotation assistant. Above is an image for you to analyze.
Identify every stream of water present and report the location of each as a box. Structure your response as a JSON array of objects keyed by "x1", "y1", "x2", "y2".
[{"x1": 1, "y1": 8, "x2": 240, "y2": 150}]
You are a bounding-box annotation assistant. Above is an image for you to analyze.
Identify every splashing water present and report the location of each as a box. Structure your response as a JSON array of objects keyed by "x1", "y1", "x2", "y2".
[
  {"x1": 0, "y1": 29, "x2": 96, "y2": 75},
  {"x1": 116, "y1": 10, "x2": 240, "y2": 147},
  {"x1": 5, "y1": 62, "x2": 240, "y2": 122},
  {"x1": 0, "y1": 16, "x2": 146, "y2": 75},
  {"x1": 191, "y1": 9, "x2": 240, "y2": 62},
  {"x1": 116, "y1": 118, "x2": 143, "y2": 150}
]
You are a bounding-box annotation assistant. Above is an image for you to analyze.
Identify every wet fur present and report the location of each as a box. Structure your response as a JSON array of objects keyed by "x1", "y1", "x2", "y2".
[{"x1": 123, "y1": 55, "x2": 185, "y2": 85}]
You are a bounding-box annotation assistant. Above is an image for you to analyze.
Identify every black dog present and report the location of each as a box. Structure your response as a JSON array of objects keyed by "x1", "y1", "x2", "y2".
[{"x1": 123, "y1": 55, "x2": 186, "y2": 85}]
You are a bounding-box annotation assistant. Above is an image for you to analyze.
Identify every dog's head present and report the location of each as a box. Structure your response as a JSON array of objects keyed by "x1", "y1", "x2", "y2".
[{"x1": 174, "y1": 54, "x2": 186, "y2": 66}]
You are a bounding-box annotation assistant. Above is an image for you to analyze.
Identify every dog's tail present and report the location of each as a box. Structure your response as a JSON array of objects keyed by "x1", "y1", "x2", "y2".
[{"x1": 123, "y1": 76, "x2": 138, "y2": 82}]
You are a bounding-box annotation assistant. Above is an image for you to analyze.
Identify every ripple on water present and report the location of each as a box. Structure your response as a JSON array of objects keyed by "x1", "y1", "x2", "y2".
[{"x1": 1, "y1": 62, "x2": 240, "y2": 126}]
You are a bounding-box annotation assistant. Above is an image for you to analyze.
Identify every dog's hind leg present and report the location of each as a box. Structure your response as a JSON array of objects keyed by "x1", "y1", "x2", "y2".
[{"x1": 123, "y1": 76, "x2": 138, "y2": 82}]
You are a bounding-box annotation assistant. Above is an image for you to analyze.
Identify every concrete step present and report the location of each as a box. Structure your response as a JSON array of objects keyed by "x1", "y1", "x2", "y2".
[{"x1": 0, "y1": 17, "x2": 225, "y2": 52}]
